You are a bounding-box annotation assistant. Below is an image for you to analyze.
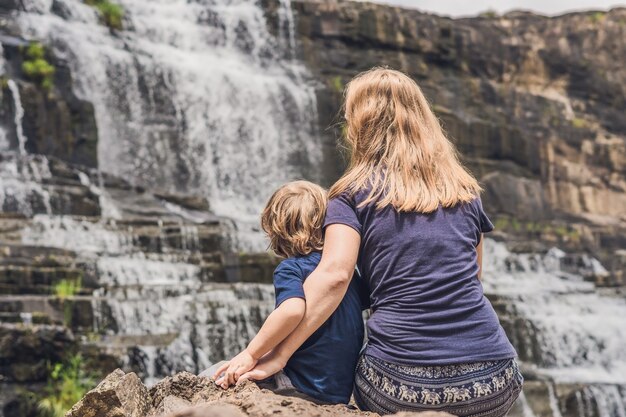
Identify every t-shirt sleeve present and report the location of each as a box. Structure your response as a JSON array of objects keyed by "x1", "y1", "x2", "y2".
[
  {"x1": 273, "y1": 260, "x2": 305, "y2": 308},
  {"x1": 474, "y1": 197, "x2": 494, "y2": 233},
  {"x1": 324, "y1": 193, "x2": 362, "y2": 235}
]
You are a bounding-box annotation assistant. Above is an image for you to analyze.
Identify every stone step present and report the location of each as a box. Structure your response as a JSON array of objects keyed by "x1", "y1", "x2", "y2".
[
  {"x1": 0, "y1": 265, "x2": 84, "y2": 286},
  {"x1": 0, "y1": 311, "x2": 53, "y2": 324}
]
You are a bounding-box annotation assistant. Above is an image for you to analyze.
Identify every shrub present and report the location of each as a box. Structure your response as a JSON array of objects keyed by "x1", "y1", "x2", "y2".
[
  {"x1": 479, "y1": 9, "x2": 499, "y2": 19},
  {"x1": 589, "y1": 12, "x2": 605, "y2": 24},
  {"x1": 85, "y1": 0, "x2": 124, "y2": 30},
  {"x1": 39, "y1": 355, "x2": 95, "y2": 417},
  {"x1": 54, "y1": 278, "x2": 82, "y2": 300},
  {"x1": 21, "y1": 42, "x2": 55, "y2": 90},
  {"x1": 571, "y1": 117, "x2": 588, "y2": 129},
  {"x1": 330, "y1": 76, "x2": 343, "y2": 94}
]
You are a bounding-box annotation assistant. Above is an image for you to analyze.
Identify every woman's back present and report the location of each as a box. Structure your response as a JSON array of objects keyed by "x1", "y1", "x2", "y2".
[
  {"x1": 253, "y1": 68, "x2": 522, "y2": 417},
  {"x1": 325, "y1": 190, "x2": 516, "y2": 365}
]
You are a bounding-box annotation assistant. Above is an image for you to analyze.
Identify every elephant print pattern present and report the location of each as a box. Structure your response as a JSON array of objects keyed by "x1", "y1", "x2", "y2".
[{"x1": 354, "y1": 355, "x2": 524, "y2": 416}]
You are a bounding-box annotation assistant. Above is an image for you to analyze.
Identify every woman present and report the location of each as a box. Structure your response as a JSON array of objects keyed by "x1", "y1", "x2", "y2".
[{"x1": 239, "y1": 68, "x2": 523, "y2": 416}]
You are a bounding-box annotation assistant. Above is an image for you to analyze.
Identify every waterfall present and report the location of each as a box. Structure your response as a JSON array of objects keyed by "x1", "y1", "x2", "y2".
[
  {"x1": 482, "y1": 240, "x2": 626, "y2": 417},
  {"x1": 0, "y1": 153, "x2": 53, "y2": 215},
  {"x1": 18, "y1": 208, "x2": 276, "y2": 383},
  {"x1": 0, "y1": 43, "x2": 9, "y2": 151},
  {"x1": 15, "y1": 0, "x2": 322, "y2": 249},
  {"x1": 6, "y1": 80, "x2": 28, "y2": 156},
  {"x1": 482, "y1": 240, "x2": 626, "y2": 383}
]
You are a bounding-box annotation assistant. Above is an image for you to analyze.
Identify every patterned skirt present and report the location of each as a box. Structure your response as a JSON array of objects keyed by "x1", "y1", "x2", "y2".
[{"x1": 354, "y1": 354, "x2": 523, "y2": 416}]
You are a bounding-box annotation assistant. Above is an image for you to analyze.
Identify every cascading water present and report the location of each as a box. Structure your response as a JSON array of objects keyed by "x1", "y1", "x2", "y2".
[
  {"x1": 6, "y1": 79, "x2": 27, "y2": 156},
  {"x1": 482, "y1": 239, "x2": 626, "y2": 416},
  {"x1": 15, "y1": 0, "x2": 322, "y2": 249},
  {"x1": 0, "y1": 43, "x2": 9, "y2": 151},
  {"x1": 18, "y1": 213, "x2": 276, "y2": 383}
]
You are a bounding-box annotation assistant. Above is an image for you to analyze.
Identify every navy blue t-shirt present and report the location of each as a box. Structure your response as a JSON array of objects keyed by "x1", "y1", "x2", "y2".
[
  {"x1": 324, "y1": 192, "x2": 516, "y2": 366},
  {"x1": 274, "y1": 252, "x2": 365, "y2": 404}
]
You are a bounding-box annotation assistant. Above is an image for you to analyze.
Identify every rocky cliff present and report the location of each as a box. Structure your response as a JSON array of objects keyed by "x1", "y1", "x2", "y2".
[{"x1": 290, "y1": 1, "x2": 626, "y2": 284}]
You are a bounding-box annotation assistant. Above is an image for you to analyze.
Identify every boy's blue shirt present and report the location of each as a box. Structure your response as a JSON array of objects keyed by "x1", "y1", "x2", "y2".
[{"x1": 273, "y1": 251, "x2": 366, "y2": 404}]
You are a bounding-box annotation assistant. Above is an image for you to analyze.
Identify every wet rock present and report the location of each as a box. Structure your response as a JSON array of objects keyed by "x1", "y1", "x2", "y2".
[
  {"x1": 154, "y1": 193, "x2": 211, "y2": 212},
  {"x1": 231, "y1": 253, "x2": 280, "y2": 284},
  {"x1": 0, "y1": 323, "x2": 75, "y2": 382},
  {"x1": 66, "y1": 369, "x2": 150, "y2": 417}
]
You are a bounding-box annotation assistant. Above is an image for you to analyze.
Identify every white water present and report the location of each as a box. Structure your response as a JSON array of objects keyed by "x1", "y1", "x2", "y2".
[
  {"x1": 482, "y1": 240, "x2": 626, "y2": 385},
  {"x1": 0, "y1": 154, "x2": 53, "y2": 215},
  {"x1": 0, "y1": 43, "x2": 9, "y2": 151},
  {"x1": 15, "y1": 0, "x2": 321, "y2": 248},
  {"x1": 21, "y1": 215, "x2": 132, "y2": 254},
  {"x1": 6, "y1": 80, "x2": 28, "y2": 155}
]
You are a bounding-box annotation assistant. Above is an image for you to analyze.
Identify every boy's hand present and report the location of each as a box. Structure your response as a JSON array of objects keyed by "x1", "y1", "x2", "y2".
[{"x1": 214, "y1": 349, "x2": 258, "y2": 389}]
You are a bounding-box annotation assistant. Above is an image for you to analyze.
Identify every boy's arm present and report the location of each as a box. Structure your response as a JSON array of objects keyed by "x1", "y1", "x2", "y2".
[
  {"x1": 215, "y1": 298, "x2": 305, "y2": 387},
  {"x1": 215, "y1": 262, "x2": 305, "y2": 388},
  {"x1": 247, "y1": 297, "x2": 305, "y2": 359}
]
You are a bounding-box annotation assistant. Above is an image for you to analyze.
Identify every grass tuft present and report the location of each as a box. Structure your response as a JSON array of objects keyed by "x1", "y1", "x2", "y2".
[
  {"x1": 85, "y1": 0, "x2": 124, "y2": 30},
  {"x1": 479, "y1": 9, "x2": 499, "y2": 19},
  {"x1": 21, "y1": 42, "x2": 55, "y2": 91},
  {"x1": 54, "y1": 278, "x2": 82, "y2": 300},
  {"x1": 38, "y1": 355, "x2": 95, "y2": 417}
]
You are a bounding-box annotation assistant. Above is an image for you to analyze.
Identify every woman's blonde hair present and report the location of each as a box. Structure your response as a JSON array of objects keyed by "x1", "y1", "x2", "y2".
[
  {"x1": 329, "y1": 67, "x2": 481, "y2": 212},
  {"x1": 261, "y1": 181, "x2": 327, "y2": 258}
]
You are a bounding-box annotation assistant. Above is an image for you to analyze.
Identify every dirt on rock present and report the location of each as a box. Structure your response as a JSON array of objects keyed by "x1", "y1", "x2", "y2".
[{"x1": 66, "y1": 369, "x2": 455, "y2": 417}]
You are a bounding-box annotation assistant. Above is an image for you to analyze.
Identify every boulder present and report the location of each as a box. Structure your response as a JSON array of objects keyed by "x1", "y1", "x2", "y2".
[
  {"x1": 66, "y1": 369, "x2": 150, "y2": 417},
  {"x1": 71, "y1": 370, "x2": 456, "y2": 417},
  {"x1": 163, "y1": 404, "x2": 246, "y2": 417}
]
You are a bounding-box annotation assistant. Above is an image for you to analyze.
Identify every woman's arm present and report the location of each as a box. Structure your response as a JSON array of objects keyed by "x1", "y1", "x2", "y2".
[
  {"x1": 214, "y1": 298, "x2": 305, "y2": 387},
  {"x1": 237, "y1": 224, "x2": 361, "y2": 383},
  {"x1": 477, "y1": 233, "x2": 484, "y2": 280}
]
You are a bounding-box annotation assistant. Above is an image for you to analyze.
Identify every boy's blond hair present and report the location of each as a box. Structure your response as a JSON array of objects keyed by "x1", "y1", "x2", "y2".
[{"x1": 261, "y1": 181, "x2": 327, "y2": 258}]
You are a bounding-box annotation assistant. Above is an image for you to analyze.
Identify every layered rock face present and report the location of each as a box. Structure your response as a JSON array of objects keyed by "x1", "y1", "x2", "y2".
[
  {"x1": 291, "y1": 1, "x2": 626, "y2": 283},
  {"x1": 0, "y1": 153, "x2": 279, "y2": 415}
]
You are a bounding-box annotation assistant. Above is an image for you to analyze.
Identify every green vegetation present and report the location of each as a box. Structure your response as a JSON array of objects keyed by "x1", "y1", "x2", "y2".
[
  {"x1": 54, "y1": 278, "x2": 82, "y2": 300},
  {"x1": 39, "y1": 355, "x2": 95, "y2": 417},
  {"x1": 340, "y1": 123, "x2": 348, "y2": 140},
  {"x1": 330, "y1": 76, "x2": 344, "y2": 94},
  {"x1": 21, "y1": 42, "x2": 55, "y2": 91},
  {"x1": 85, "y1": 0, "x2": 124, "y2": 30},
  {"x1": 479, "y1": 9, "x2": 499, "y2": 19},
  {"x1": 494, "y1": 217, "x2": 580, "y2": 242},
  {"x1": 53, "y1": 278, "x2": 82, "y2": 327},
  {"x1": 589, "y1": 11, "x2": 606, "y2": 24},
  {"x1": 432, "y1": 104, "x2": 452, "y2": 115},
  {"x1": 571, "y1": 117, "x2": 588, "y2": 129}
]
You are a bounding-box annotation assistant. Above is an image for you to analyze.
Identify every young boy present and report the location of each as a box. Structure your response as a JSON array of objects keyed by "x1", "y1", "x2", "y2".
[{"x1": 208, "y1": 181, "x2": 365, "y2": 404}]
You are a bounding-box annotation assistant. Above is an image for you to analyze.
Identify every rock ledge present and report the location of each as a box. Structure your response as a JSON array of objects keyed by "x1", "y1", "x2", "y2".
[{"x1": 67, "y1": 369, "x2": 454, "y2": 417}]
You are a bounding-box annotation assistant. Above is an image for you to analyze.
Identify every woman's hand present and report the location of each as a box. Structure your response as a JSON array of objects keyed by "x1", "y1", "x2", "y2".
[
  {"x1": 236, "y1": 351, "x2": 286, "y2": 385},
  {"x1": 214, "y1": 349, "x2": 257, "y2": 389}
]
